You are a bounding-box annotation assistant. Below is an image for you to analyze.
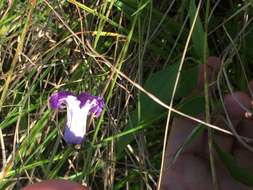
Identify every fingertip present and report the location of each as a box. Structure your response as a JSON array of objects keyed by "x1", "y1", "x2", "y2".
[
  {"x1": 247, "y1": 80, "x2": 253, "y2": 95},
  {"x1": 167, "y1": 116, "x2": 205, "y2": 157},
  {"x1": 224, "y1": 92, "x2": 251, "y2": 125},
  {"x1": 206, "y1": 56, "x2": 221, "y2": 72},
  {"x1": 197, "y1": 56, "x2": 221, "y2": 90},
  {"x1": 22, "y1": 179, "x2": 89, "y2": 190}
]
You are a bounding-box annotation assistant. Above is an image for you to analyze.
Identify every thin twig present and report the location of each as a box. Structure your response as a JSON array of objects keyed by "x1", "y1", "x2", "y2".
[
  {"x1": 85, "y1": 42, "x2": 235, "y2": 136},
  {"x1": 157, "y1": 1, "x2": 202, "y2": 189}
]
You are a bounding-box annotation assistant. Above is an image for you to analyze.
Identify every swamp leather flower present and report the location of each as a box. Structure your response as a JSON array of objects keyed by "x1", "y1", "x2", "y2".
[{"x1": 49, "y1": 91, "x2": 104, "y2": 144}]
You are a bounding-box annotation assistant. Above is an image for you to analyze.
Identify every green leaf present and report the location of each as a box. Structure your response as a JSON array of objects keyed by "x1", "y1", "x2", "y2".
[
  {"x1": 250, "y1": 0, "x2": 253, "y2": 7},
  {"x1": 177, "y1": 95, "x2": 205, "y2": 116},
  {"x1": 140, "y1": 63, "x2": 199, "y2": 122},
  {"x1": 214, "y1": 143, "x2": 253, "y2": 187},
  {"x1": 115, "y1": 64, "x2": 199, "y2": 157},
  {"x1": 188, "y1": 0, "x2": 207, "y2": 61}
]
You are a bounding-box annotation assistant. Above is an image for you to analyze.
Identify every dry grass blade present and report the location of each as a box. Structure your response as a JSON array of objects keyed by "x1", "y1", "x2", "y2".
[
  {"x1": 85, "y1": 42, "x2": 236, "y2": 136},
  {"x1": 157, "y1": 0, "x2": 203, "y2": 189},
  {"x1": 0, "y1": 1, "x2": 36, "y2": 173}
]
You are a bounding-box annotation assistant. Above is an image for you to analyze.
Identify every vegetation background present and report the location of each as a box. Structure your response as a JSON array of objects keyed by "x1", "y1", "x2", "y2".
[{"x1": 1, "y1": 0, "x2": 253, "y2": 189}]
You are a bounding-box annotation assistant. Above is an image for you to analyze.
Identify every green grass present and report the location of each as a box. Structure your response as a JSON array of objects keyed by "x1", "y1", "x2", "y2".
[{"x1": 1, "y1": 0, "x2": 253, "y2": 189}]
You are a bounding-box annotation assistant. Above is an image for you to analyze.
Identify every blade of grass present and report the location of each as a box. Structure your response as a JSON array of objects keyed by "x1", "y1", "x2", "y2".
[
  {"x1": 172, "y1": 124, "x2": 205, "y2": 164},
  {"x1": 0, "y1": 0, "x2": 36, "y2": 174}
]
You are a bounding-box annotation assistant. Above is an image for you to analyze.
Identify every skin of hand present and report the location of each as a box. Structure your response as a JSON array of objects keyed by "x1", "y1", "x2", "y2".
[
  {"x1": 22, "y1": 179, "x2": 89, "y2": 190},
  {"x1": 160, "y1": 116, "x2": 253, "y2": 190},
  {"x1": 160, "y1": 57, "x2": 253, "y2": 190}
]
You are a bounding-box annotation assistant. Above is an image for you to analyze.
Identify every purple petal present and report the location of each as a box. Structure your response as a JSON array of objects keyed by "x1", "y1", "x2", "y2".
[
  {"x1": 63, "y1": 127, "x2": 84, "y2": 144},
  {"x1": 49, "y1": 91, "x2": 74, "y2": 109},
  {"x1": 77, "y1": 93, "x2": 104, "y2": 117},
  {"x1": 49, "y1": 91, "x2": 104, "y2": 145}
]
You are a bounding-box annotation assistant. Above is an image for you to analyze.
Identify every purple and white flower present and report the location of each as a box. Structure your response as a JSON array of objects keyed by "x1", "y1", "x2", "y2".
[{"x1": 49, "y1": 91, "x2": 104, "y2": 144}]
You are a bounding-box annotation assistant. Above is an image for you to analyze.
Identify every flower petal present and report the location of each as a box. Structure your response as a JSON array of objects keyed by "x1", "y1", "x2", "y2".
[
  {"x1": 64, "y1": 126, "x2": 84, "y2": 144},
  {"x1": 49, "y1": 91, "x2": 105, "y2": 144},
  {"x1": 78, "y1": 93, "x2": 104, "y2": 117},
  {"x1": 64, "y1": 95, "x2": 94, "y2": 144},
  {"x1": 49, "y1": 91, "x2": 74, "y2": 109}
]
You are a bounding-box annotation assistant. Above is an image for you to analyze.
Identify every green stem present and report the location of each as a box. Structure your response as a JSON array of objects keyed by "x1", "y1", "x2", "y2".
[{"x1": 203, "y1": 0, "x2": 219, "y2": 189}]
